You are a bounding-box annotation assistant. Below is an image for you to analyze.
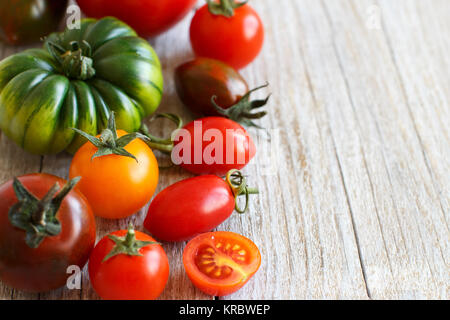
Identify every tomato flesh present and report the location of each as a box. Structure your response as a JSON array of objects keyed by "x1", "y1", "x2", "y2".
[{"x1": 183, "y1": 231, "x2": 261, "y2": 296}]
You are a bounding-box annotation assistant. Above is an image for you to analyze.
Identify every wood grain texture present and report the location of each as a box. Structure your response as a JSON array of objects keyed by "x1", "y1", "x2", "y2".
[{"x1": 0, "y1": 0, "x2": 448, "y2": 300}]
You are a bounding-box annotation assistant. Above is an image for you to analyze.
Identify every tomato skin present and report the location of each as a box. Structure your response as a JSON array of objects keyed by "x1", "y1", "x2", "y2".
[
  {"x1": 0, "y1": 17, "x2": 163, "y2": 155},
  {"x1": 0, "y1": 173, "x2": 96, "y2": 293},
  {"x1": 190, "y1": 4, "x2": 264, "y2": 69},
  {"x1": 76, "y1": 0, "x2": 198, "y2": 38},
  {"x1": 183, "y1": 231, "x2": 261, "y2": 296},
  {"x1": 173, "y1": 117, "x2": 256, "y2": 176},
  {"x1": 144, "y1": 175, "x2": 235, "y2": 242},
  {"x1": 69, "y1": 130, "x2": 159, "y2": 219},
  {"x1": 0, "y1": 0, "x2": 68, "y2": 45},
  {"x1": 88, "y1": 229, "x2": 169, "y2": 300},
  {"x1": 175, "y1": 58, "x2": 248, "y2": 116}
]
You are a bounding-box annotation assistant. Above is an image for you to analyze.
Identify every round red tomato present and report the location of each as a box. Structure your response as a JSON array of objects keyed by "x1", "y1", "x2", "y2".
[
  {"x1": 174, "y1": 117, "x2": 256, "y2": 176},
  {"x1": 0, "y1": 173, "x2": 96, "y2": 292},
  {"x1": 190, "y1": 1, "x2": 264, "y2": 69},
  {"x1": 76, "y1": 0, "x2": 198, "y2": 37},
  {"x1": 144, "y1": 170, "x2": 257, "y2": 242},
  {"x1": 142, "y1": 115, "x2": 256, "y2": 176},
  {"x1": 183, "y1": 231, "x2": 261, "y2": 296},
  {"x1": 88, "y1": 225, "x2": 169, "y2": 300}
]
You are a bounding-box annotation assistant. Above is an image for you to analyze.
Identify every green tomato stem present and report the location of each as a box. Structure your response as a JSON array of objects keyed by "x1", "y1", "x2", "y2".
[
  {"x1": 103, "y1": 223, "x2": 160, "y2": 263},
  {"x1": 212, "y1": 82, "x2": 271, "y2": 129},
  {"x1": 72, "y1": 112, "x2": 149, "y2": 162},
  {"x1": 46, "y1": 40, "x2": 96, "y2": 80},
  {"x1": 225, "y1": 169, "x2": 258, "y2": 213},
  {"x1": 139, "y1": 113, "x2": 183, "y2": 155},
  {"x1": 8, "y1": 176, "x2": 80, "y2": 248},
  {"x1": 207, "y1": 0, "x2": 249, "y2": 17}
]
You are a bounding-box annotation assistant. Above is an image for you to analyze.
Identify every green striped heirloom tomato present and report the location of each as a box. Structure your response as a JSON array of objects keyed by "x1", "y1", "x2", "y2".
[{"x1": 0, "y1": 17, "x2": 163, "y2": 155}]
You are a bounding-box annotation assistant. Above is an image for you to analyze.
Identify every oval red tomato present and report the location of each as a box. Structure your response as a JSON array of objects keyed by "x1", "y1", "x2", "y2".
[
  {"x1": 76, "y1": 0, "x2": 198, "y2": 37},
  {"x1": 183, "y1": 231, "x2": 261, "y2": 296},
  {"x1": 88, "y1": 225, "x2": 169, "y2": 300},
  {"x1": 145, "y1": 175, "x2": 234, "y2": 242},
  {"x1": 0, "y1": 173, "x2": 96, "y2": 292},
  {"x1": 190, "y1": 1, "x2": 264, "y2": 69},
  {"x1": 144, "y1": 170, "x2": 257, "y2": 242}
]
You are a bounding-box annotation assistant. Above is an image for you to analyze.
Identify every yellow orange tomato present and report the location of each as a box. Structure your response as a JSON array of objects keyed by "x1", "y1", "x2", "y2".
[{"x1": 69, "y1": 130, "x2": 158, "y2": 219}]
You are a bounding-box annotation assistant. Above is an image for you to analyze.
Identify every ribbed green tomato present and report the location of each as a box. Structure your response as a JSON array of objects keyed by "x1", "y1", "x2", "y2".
[{"x1": 0, "y1": 17, "x2": 163, "y2": 155}]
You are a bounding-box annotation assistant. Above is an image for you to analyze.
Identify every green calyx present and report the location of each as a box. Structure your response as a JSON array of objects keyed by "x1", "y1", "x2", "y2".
[
  {"x1": 225, "y1": 169, "x2": 258, "y2": 213},
  {"x1": 212, "y1": 83, "x2": 271, "y2": 129},
  {"x1": 46, "y1": 39, "x2": 96, "y2": 80},
  {"x1": 73, "y1": 112, "x2": 150, "y2": 162},
  {"x1": 207, "y1": 0, "x2": 248, "y2": 17},
  {"x1": 8, "y1": 177, "x2": 81, "y2": 249},
  {"x1": 103, "y1": 223, "x2": 160, "y2": 262},
  {"x1": 140, "y1": 113, "x2": 184, "y2": 155}
]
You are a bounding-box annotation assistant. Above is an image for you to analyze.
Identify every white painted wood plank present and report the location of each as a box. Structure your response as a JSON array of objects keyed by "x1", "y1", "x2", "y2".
[
  {"x1": 318, "y1": 0, "x2": 449, "y2": 298},
  {"x1": 0, "y1": 0, "x2": 448, "y2": 300},
  {"x1": 220, "y1": 0, "x2": 369, "y2": 299}
]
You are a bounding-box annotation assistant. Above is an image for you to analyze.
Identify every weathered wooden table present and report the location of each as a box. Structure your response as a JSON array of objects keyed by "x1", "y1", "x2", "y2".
[{"x1": 0, "y1": 0, "x2": 448, "y2": 300}]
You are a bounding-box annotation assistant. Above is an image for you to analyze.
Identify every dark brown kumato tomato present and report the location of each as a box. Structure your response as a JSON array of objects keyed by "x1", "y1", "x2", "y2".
[
  {"x1": 0, "y1": 0, "x2": 68, "y2": 45},
  {"x1": 175, "y1": 58, "x2": 270, "y2": 128},
  {"x1": 175, "y1": 58, "x2": 248, "y2": 116},
  {"x1": 0, "y1": 173, "x2": 96, "y2": 293}
]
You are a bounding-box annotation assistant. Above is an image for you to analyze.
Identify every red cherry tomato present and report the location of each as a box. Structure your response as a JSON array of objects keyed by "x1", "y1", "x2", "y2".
[
  {"x1": 190, "y1": 1, "x2": 264, "y2": 69},
  {"x1": 142, "y1": 115, "x2": 256, "y2": 176},
  {"x1": 174, "y1": 117, "x2": 256, "y2": 176},
  {"x1": 76, "y1": 0, "x2": 198, "y2": 37},
  {"x1": 88, "y1": 225, "x2": 169, "y2": 300},
  {"x1": 183, "y1": 231, "x2": 261, "y2": 296},
  {"x1": 0, "y1": 173, "x2": 96, "y2": 292},
  {"x1": 144, "y1": 170, "x2": 257, "y2": 242}
]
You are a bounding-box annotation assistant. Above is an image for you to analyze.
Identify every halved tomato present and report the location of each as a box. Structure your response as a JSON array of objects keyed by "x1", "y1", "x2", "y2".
[{"x1": 183, "y1": 231, "x2": 261, "y2": 296}]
